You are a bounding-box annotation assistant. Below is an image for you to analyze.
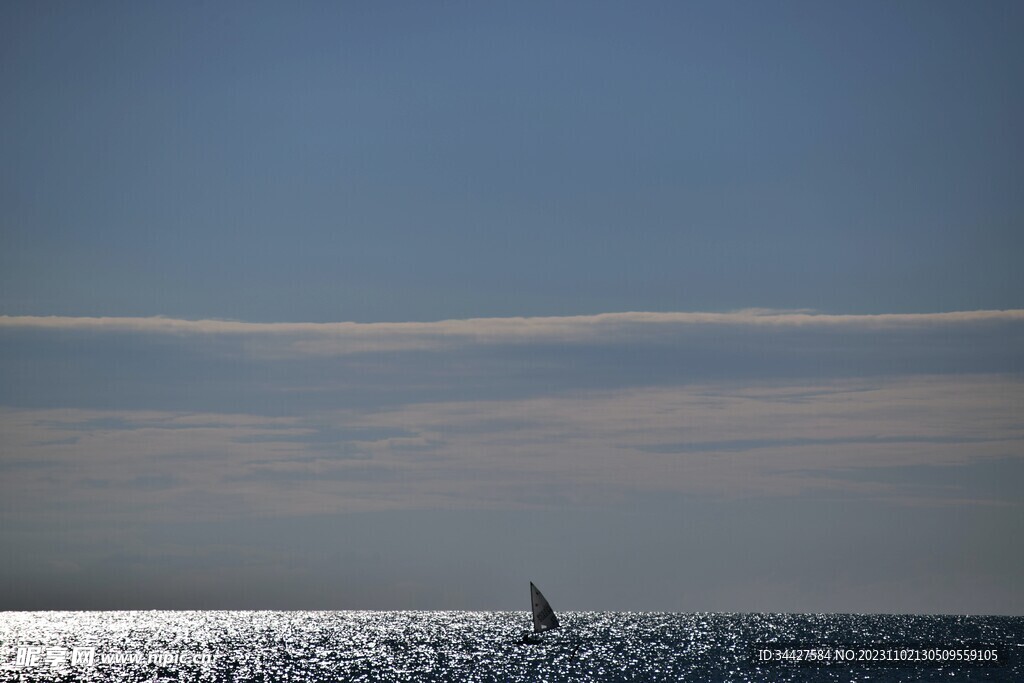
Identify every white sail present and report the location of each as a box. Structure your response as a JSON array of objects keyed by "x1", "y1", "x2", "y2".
[{"x1": 530, "y1": 582, "x2": 560, "y2": 633}]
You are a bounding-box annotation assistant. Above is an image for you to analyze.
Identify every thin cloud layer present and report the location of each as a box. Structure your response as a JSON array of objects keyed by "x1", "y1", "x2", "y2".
[
  {"x1": 2, "y1": 309, "x2": 1022, "y2": 356},
  {"x1": 3, "y1": 375, "x2": 1022, "y2": 520}
]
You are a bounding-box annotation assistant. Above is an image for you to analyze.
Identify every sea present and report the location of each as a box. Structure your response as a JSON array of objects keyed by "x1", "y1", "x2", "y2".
[{"x1": 1, "y1": 611, "x2": 1021, "y2": 682}]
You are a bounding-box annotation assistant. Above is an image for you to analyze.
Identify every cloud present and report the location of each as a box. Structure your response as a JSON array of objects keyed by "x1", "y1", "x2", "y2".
[
  {"x1": 3, "y1": 375, "x2": 1021, "y2": 520},
  {"x1": 1, "y1": 309, "x2": 1022, "y2": 356}
]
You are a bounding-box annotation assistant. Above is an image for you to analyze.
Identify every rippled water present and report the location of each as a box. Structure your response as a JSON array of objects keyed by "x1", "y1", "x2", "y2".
[{"x1": 1, "y1": 611, "x2": 1021, "y2": 682}]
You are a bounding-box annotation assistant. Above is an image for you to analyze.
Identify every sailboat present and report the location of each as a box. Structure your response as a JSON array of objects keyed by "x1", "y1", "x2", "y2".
[{"x1": 522, "y1": 582, "x2": 559, "y2": 643}]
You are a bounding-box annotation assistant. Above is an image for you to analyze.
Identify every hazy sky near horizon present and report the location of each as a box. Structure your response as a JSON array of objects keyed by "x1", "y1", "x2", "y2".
[{"x1": 1, "y1": 2, "x2": 1022, "y2": 613}]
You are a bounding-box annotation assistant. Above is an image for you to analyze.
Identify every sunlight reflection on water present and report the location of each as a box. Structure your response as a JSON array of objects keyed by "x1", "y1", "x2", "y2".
[{"x1": 1, "y1": 611, "x2": 1020, "y2": 682}]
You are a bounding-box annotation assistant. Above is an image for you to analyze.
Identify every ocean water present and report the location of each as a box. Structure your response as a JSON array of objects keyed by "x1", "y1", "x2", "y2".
[{"x1": 1, "y1": 611, "x2": 1021, "y2": 682}]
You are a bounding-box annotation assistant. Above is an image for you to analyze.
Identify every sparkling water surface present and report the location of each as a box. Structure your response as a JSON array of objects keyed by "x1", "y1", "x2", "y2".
[{"x1": 1, "y1": 611, "x2": 1021, "y2": 682}]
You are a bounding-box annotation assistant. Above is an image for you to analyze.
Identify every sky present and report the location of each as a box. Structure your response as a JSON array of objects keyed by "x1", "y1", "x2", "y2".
[{"x1": 1, "y1": 1, "x2": 1022, "y2": 614}]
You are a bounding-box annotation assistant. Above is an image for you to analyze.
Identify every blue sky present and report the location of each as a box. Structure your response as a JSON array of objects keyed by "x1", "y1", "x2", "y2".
[
  {"x1": 1, "y1": 2, "x2": 1022, "y2": 613},
  {"x1": 3, "y1": 1, "x2": 1021, "y2": 321}
]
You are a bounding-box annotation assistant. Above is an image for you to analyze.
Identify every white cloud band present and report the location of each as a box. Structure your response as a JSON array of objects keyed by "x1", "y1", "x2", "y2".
[{"x1": 2, "y1": 309, "x2": 1022, "y2": 355}]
